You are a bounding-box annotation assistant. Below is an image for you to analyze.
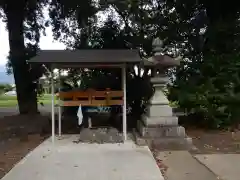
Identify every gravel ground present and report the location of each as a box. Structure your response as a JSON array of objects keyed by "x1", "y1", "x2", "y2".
[
  {"x1": 0, "y1": 114, "x2": 50, "y2": 178},
  {"x1": 187, "y1": 128, "x2": 240, "y2": 154}
]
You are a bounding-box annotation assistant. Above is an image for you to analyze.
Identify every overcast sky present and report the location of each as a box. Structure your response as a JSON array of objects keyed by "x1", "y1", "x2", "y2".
[{"x1": 0, "y1": 20, "x2": 66, "y2": 66}]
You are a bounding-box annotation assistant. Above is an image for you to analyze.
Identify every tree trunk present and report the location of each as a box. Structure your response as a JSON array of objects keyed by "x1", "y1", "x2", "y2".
[{"x1": 5, "y1": 4, "x2": 38, "y2": 114}]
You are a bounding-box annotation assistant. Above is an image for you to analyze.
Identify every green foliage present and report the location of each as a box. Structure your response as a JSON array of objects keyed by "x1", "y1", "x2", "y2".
[
  {"x1": 0, "y1": 84, "x2": 13, "y2": 94},
  {"x1": 127, "y1": 75, "x2": 154, "y2": 118},
  {"x1": 2, "y1": 0, "x2": 240, "y2": 126},
  {"x1": 0, "y1": 94, "x2": 54, "y2": 107},
  {"x1": 0, "y1": 0, "x2": 49, "y2": 113},
  {"x1": 48, "y1": 0, "x2": 240, "y2": 128},
  {"x1": 168, "y1": 53, "x2": 240, "y2": 128},
  {"x1": 56, "y1": 17, "x2": 155, "y2": 118},
  {"x1": 166, "y1": 1, "x2": 240, "y2": 128}
]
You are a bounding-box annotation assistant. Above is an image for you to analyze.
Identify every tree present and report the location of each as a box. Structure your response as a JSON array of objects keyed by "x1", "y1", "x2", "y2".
[
  {"x1": 0, "y1": 0, "x2": 47, "y2": 114},
  {"x1": 166, "y1": 0, "x2": 240, "y2": 128},
  {"x1": 2, "y1": 0, "x2": 240, "y2": 128},
  {"x1": 0, "y1": 0, "x2": 104, "y2": 114},
  {"x1": 49, "y1": 6, "x2": 155, "y2": 119}
]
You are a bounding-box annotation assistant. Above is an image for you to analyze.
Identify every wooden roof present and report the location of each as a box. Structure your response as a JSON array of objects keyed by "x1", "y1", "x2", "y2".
[{"x1": 28, "y1": 49, "x2": 141, "y2": 67}]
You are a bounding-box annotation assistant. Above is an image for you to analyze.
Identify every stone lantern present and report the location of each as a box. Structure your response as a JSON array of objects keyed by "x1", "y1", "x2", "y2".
[{"x1": 137, "y1": 37, "x2": 191, "y2": 148}]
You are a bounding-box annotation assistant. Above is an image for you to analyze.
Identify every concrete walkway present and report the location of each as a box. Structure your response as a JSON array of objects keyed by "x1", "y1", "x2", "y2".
[
  {"x1": 157, "y1": 151, "x2": 219, "y2": 180},
  {"x1": 0, "y1": 107, "x2": 18, "y2": 118},
  {"x1": 1, "y1": 135, "x2": 164, "y2": 180},
  {"x1": 0, "y1": 106, "x2": 52, "y2": 118},
  {"x1": 195, "y1": 154, "x2": 240, "y2": 180}
]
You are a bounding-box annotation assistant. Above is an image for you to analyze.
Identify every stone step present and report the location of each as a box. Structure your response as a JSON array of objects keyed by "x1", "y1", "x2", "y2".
[
  {"x1": 148, "y1": 137, "x2": 193, "y2": 150},
  {"x1": 141, "y1": 126, "x2": 186, "y2": 138},
  {"x1": 133, "y1": 128, "x2": 193, "y2": 150},
  {"x1": 137, "y1": 120, "x2": 186, "y2": 138},
  {"x1": 142, "y1": 116, "x2": 179, "y2": 126},
  {"x1": 136, "y1": 137, "x2": 192, "y2": 151},
  {"x1": 133, "y1": 131, "x2": 192, "y2": 150}
]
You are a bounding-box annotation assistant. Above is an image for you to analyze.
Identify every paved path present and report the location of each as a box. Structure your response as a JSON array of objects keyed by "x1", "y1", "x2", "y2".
[
  {"x1": 195, "y1": 154, "x2": 240, "y2": 180},
  {"x1": 0, "y1": 106, "x2": 56, "y2": 118},
  {"x1": 158, "y1": 151, "x2": 219, "y2": 180},
  {"x1": 1, "y1": 135, "x2": 164, "y2": 180},
  {"x1": 0, "y1": 107, "x2": 18, "y2": 118}
]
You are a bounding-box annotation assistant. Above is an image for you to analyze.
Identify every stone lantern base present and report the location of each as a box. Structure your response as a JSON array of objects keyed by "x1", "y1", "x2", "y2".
[{"x1": 136, "y1": 76, "x2": 192, "y2": 149}]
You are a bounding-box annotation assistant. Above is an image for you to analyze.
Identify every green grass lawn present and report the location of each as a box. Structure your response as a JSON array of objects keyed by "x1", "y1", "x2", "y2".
[{"x1": 0, "y1": 94, "x2": 56, "y2": 107}]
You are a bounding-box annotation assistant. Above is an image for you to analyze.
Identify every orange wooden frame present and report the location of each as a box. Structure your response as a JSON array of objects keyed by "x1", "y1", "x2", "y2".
[{"x1": 58, "y1": 90, "x2": 123, "y2": 106}]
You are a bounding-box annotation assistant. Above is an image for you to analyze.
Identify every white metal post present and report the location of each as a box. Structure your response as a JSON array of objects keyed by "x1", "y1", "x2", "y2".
[
  {"x1": 58, "y1": 69, "x2": 62, "y2": 136},
  {"x1": 122, "y1": 65, "x2": 127, "y2": 142},
  {"x1": 51, "y1": 70, "x2": 55, "y2": 144}
]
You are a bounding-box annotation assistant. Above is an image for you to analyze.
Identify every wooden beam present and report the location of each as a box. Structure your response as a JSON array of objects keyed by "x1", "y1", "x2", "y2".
[{"x1": 58, "y1": 90, "x2": 124, "y2": 106}]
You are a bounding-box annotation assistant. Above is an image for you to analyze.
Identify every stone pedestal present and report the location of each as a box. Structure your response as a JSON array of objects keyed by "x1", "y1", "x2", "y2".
[{"x1": 137, "y1": 75, "x2": 192, "y2": 149}]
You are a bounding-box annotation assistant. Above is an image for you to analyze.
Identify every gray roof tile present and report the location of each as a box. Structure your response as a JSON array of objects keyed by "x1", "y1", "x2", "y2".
[{"x1": 28, "y1": 49, "x2": 141, "y2": 64}]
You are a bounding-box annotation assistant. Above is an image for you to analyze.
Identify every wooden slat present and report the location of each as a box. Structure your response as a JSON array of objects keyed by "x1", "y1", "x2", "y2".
[
  {"x1": 108, "y1": 91, "x2": 124, "y2": 97},
  {"x1": 63, "y1": 101, "x2": 91, "y2": 106},
  {"x1": 91, "y1": 91, "x2": 107, "y2": 106},
  {"x1": 60, "y1": 101, "x2": 109, "y2": 106},
  {"x1": 107, "y1": 91, "x2": 123, "y2": 106},
  {"x1": 58, "y1": 90, "x2": 124, "y2": 106},
  {"x1": 59, "y1": 92, "x2": 74, "y2": 99},
  {"x1": 91, "y1": 100, "x2": 108, "y2": 106},
  {"x1": 74, "y1": 92, "x2": 91, "y2": 105},
  {"x1": 62, "y1": 100, "x2": 123, "y2": 106},
  {"x1": 87, "y1": 104, "x2": 110, "y2": 106},
  {"x1": 108, "y1": 100, "x2": 123, "y2": 105},
  {"x1": 74, "y1": 91, "x2": 90, "y2": 98},
  {"x1": 91, "y1": 91, "x2": 107, "y2": 97}
]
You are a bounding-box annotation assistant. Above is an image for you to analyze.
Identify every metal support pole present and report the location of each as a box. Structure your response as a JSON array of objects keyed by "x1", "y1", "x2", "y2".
[
  {"x1": 122, "y1": 65, "x2": 127, "y2": 142},
  {"x1": 51, "y1": 70, "x2": 55, "y2": 144},
  {"x1": 58, "y1": 69, "x2": 62, "y2": 136}
]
